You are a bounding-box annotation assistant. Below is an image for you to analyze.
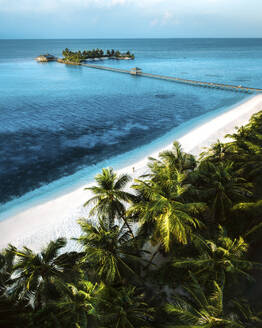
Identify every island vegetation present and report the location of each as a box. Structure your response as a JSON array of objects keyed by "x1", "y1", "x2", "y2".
[
  {"x1": 60, "y1": 48, "x2": 135, "y2": 63},
  {"x1": 1, "y1": 111, "x2": 262, "y2": 327}
]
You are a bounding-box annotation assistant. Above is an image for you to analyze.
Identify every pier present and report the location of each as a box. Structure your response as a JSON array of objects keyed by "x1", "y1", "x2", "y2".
[{"x1": 81, "y1": 63, "x2": 262, "y2": 94}]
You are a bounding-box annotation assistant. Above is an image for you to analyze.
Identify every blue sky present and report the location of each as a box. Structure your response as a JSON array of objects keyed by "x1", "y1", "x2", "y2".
[{"x1": 1, "y1": 0, "x2": 262, "y2": 39}]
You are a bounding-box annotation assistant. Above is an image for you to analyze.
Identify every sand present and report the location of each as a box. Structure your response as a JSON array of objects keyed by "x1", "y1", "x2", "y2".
[{"x1": 0, "y1": 94, "x2": 262, "y2": 251}]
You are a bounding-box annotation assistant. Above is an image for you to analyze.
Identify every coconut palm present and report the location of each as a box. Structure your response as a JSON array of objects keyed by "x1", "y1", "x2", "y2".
[
  {"x1": 227, "y1": 111, "x2": 262, "y2": 147},
  {"x1": 95, "y1": 285, "x2": 154, "y2": 328},
  {"x1": 225, "y1": 113, "x2": 262, "y2": 180},
  {"x1": 192, "y1": 161, "x2": 252, "y2": 222},
  {"x1": 199, "y1": 140, "x2": 231, "y2": 163},
  {"x1": 226, "y1": 128, "x2": 262, "y2": 180},
  {"x1": 129, "y1": 168, "x2": 205, "y2": 252},
  {"x1": 12, "y1": 238, "x2": 81, "y2": 307},
  {"x1": 172, "y1": 226, "x2": 256, "y2": 285},
  {"x1": 54, "y1": 280, "x2": 101, "y2": 327},
  {"x1": 230, "y1": 200, "x2": 262, "y2": 241},
  {"x1": 0, "y1": 244, "x2": 16, "y2": 295},
  {"x1": 166, "y1": 275, "x2": 245, "y2": 327},
  {"x1": 233, "y1": 140, "x2": 262, "y2": 179},
  {"x1": 77, "y1": 219, "x2": 142, "y2": 284},
  {"x1": 151, "y1": 141, "x2": 196, "y2": 173},
  {"x1": 84, "y1": 168, "x2": 135, "y2": 236},
  {"x1": 231, "y1": 298, "x2": 262, "y2": 327}
]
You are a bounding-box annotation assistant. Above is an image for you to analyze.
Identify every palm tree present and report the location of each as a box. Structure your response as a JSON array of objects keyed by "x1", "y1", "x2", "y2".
[
  {"x1": 230, "y1": 200, "x2": 262, "y2": 241},
  {"x1": 172, "y1": 226, "x2": 255, "y2": 285},
  {"x1": 166, "y1": 275, "x2": 245, "y2": 327},
  {"x1": 231, "y1": 298, "x2": 262, "y2": 327},
  {"x1": 227, "y1": 111, "x2": 262, "y2": 148},
  {"x1": 192, "y1": 160, "x2": 252, "y2": 222},
  {"x1": 234, "y1": 140, "x2": 262, "y2": 179},
  {"x1": 54, "y1": 280, "x2": 101, "y2": 327},
  {"x1": 0, "y1": 244, "x2": 16, "y2": 295},
  {"x1": 154, "y1": 141, "x2": 196, "y2": 173},
  {"x1": 77, "y1": 219, "x2": 142, "y2": 284},
  {"x1": 12, "y1": 238, "x2": 81, "y2": 307},
  {"x1": 129, "y1": 168, "x2": 205, "y2": 252},
  {"x1": 95, "y1": 285, "x2": 154, "y2": 328},
  {"x1": 84, "y1": 168, "x2": 135, "y2": 237},
  {"x1": 225, "y1": 112, "x2": 262, "y2": 180},
  {"x1": 199, "y1": 139, "x2": 231, "y2": 163}
]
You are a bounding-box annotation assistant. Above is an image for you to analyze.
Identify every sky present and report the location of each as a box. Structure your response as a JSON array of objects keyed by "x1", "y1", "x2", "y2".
[{"x1": 0, "y1": 0, "x2": 262, "y2": 39}]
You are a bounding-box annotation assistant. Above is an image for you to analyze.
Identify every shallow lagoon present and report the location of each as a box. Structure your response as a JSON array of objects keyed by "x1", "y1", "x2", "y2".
[{"x1": 1, "y1": 38, "x2": 261, "y2": 215}]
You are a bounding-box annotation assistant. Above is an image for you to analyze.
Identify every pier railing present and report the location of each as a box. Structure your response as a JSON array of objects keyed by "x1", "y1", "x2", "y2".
[{"x1": 80, "y1": 63, "x2": 262, "y2": 94}]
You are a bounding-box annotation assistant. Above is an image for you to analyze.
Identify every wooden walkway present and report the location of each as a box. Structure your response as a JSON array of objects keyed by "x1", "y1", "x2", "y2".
[{"x1": 81, "y1": 63, "x2": 262, "y2": 94}]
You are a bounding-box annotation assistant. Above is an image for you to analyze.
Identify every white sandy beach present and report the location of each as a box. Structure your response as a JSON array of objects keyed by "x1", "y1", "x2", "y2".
[{"x1": 0, "y1": 94, "x2": 262, "y2": 251}]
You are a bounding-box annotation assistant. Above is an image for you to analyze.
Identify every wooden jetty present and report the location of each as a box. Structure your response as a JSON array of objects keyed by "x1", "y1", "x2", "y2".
[{"x1": 81, "y1": 63, "x2": 262, "y2": 94}]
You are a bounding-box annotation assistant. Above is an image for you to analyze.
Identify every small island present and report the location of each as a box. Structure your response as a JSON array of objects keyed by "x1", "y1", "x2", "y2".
[
  {"x1": 57, "y1": 48, "x2": 135, "y2": 64},
  {"x1": 35, "y1": 48, "x2": 135, "y2": 65}
]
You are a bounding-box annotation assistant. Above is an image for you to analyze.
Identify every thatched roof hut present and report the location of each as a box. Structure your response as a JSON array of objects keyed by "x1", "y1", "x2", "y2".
[
  {"x1": 130, "y1": 67, "x2": 142, "y2": 75},
  {"x1": 35, "y1": 54, "x2": 56, "y2": 62}
]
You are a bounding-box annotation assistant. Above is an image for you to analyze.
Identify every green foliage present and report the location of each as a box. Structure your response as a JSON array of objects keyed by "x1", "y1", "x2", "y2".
[
  {"x1": 1, "y1": 111, "x2": 262, "y2": 327},
  {"x1": 129, "y1": 166, "x2": 205, "y2": 251},
  {"x1": 172, "y1": 226, "x2": 256, "y2": 285},
  {"x1": 95, "y1": 285, "x2": 154, "y2": 328},
  {"x1": 54, "y1": 280, "x2": 101, "y2": 327},
  {"x1": 12, "y1": 238, "x2": 82, "y2": 307},
  {"x1": 0, "y1": 244, "x2": 16, "y2": 294},
  {"x1": 77, "y1": 219, "x2": 142, "y2": 284},
  {"x1": 84, "y1": 167, "x2": 135, "y2": 236},
  {"x1": 166, "y1": 275, "x2": 246, "y2": 327},
  {"x1": 191, "y1": 160, "x2": 252, "y2": 222},
  {"x1": 62, "y1": 47, "x2": 134, "y2": 63},
  {"x1": 230, "y1": 200, "x2": 262, "y2": 241}
]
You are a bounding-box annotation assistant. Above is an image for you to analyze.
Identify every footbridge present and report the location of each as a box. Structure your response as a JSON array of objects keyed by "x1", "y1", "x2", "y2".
[{"x1": 81, "y1": 63, "x2": 262, "y2": 94}]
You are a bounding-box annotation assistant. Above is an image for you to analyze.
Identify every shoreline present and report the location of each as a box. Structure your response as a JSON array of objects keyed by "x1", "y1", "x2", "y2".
[
  {"x1": 0, "y1": 94, "x2": 262, "y2": 250},
  {"x1": 0, "y1": 95, "x2": 248, "y2": 222}
]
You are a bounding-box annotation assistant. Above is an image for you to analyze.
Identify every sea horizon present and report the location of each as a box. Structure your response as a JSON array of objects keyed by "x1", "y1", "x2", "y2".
[{"x1": 2, "y1": 37, "x2": 262, "y2": 41}]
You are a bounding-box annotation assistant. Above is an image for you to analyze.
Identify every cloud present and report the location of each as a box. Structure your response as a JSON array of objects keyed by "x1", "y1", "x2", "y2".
[
  {"x1": 0, "y1": 0, "x2": 134, "y2": 12},
  {"x1": 1, "y1": 0, "x2": 262, "y2": 38},
  {"x1": 0, "y1": 0, "x2": 227, "y2": 13},
  {"x1": 0, "y1": 0, "x2": 166, "y2": 14},
  {"x1": 150, "y1": 11, "x2": 180, "y2": 27}
]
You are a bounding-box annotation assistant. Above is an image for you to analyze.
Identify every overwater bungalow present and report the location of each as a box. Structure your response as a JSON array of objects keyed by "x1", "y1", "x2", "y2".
[
  {"x1": 35, "y1": 54, "x2": 56, "y2": 62},
  {"x1": 130, "y1": 67, "x2": 142, "y2": 75}
]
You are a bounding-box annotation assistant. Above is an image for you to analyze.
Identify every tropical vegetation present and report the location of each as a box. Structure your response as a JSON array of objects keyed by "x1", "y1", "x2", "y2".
[
  {"x1": 1, "y1": 111, "x2": 262, "y2": 327},
  {"x1": 61, "y1": 48, "x2": 135, "y2": 63}
]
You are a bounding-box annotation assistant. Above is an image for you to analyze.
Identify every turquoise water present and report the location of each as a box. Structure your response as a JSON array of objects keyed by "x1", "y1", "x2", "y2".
[{"x1": 1, "y1": 38, "x2": 261, "y2": 218}]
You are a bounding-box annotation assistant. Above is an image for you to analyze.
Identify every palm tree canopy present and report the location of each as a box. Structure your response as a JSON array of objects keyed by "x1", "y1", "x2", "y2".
[
  {"x1": 191, "y1": 161, "x2": 252, "y2": 222},
  {"x1": 129, "y1": 168, "x2": 205, "y2": 251},
  {"x1": 172, "y1": 226, "x2": 256, "y2": 285},
  {"x1": 77, "y1": 219, "x2": 142, "y2": 284},
  {"x1": 84, "y1": 168, "x2": 135, "y2": 235},
  {"x1": 95, "y1": 286, "x2": 154, "y2": 328},
  {"x1": 0, "y1": 244, "x2": 16, "y2": 294},
  {"x1": 157, "y1": 141, "x2": 197, "y2": 173},
  {"x1": 54, "y1": 280, "x2": 101, "y2": 328},
  {"x1": 199, "y1": 139, "x2": 232, "y2": 163},
  {"x1": 166, "y1": 274, "x2": 245, "y2": 327},
  {"x1": 12, "y1": 238, "x2": 81, "y2": 306},
  {"x1": 84, "y1": 168, "x2": 134, "y2": 216}
]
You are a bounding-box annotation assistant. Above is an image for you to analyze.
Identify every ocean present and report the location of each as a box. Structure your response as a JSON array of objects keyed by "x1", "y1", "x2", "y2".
[{"x1": 1, "y1": 38, "x2": 262, "y2": 218}]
